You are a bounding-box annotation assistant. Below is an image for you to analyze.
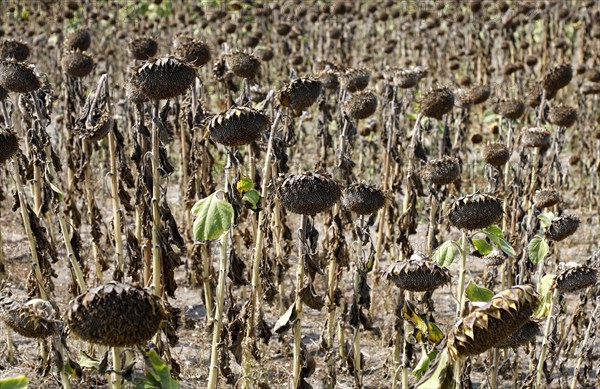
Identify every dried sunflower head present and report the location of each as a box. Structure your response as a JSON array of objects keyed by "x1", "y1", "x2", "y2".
[
  {"x1": 0, "y1": 128, "x2": 19, "y2": 164},
  {"x1": 0, "y1": 40, "x2": 30, "y2": 62},
  {"x1": 343, "y1": 67, "x2": 370, "y2": 92},
  {"x1": 555, "y1": 266, "x2": 597, "y2": 293},
  {"x1": 548, "y1": 104, "x2": 577, "y2": 128},
  {"x1": 227, "y1": 51, "x2": 261, "y2": 79},
  {"x1": 128, "y1": 37, "x2": 158, "y2": 60},
  {"x1": 420, "y1": 87, "x2": 454, "y2": 119},
  {"x1": 494, "y1": 319, "x2": 540, "y2": 349},
  {"x1": 384, "y1": 259, "x2": 451, "y2": 292},
  {"x1": 342, "y1": 183, "x2": 385, "y2": 215},
  {"x1": 542, "y1": 64, "x2": 572, "y2": 93},
  {"x1": 448, "y1": 193, "x2": 502, "y2": 230},
  {"x1": 64, "y1": 28, "x2": 91, "y2": 51},
  {"x1": 482, "y1": 142, "x2": 510, "y2": 167},
  {"x1": 421, "y1": 156, "x2": 461, "y2": 185},
  {"x1": 67, "y1": 282, "x2": 165, "y2": 347},
  {"x1": 61, "y1": 51, "x2": 94, "y2": 78},
  {"x1": 0, "y1": 295, "x2": 60, "y2": 338},
  {"x1": 174, "y1": 36, "x2": 211, "y2": 67},
  {"x1": 447, "y1": 285, "x2": 539, "y2": 360},
  {"x1": 545, "y1": 215, "x2": 579, "y2": 241},
  {"x1": 207, "y1": 106, "x2": 269, "y2": 147},
  {"x1": 0, "y1": 60, "x2": 41, "y2": 93},
  {"x1": 534, "y1": 189, "x2": 561, "y2": 209},
  {"x1": 277, "y1": 77, "x2": 322, "y2": 113},
  {"x1": 278, "y1": 172, "x2": 341, "y2": 215},
  {"x1": 521, "y1": 127, "x2": 551, "y2": 149},
  {"x1": 130, "y1": 57, "x2": 196, "y2": 101},
  {"x1": 343, "y1": 90, "x2": 378, "y2": 119}
]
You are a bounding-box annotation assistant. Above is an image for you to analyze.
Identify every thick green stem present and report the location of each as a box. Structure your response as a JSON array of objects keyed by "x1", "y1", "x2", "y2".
[
  {"x1": 292, "y1": 214, "x2": 308, "y2": 388},
  {"x1": 201, "y1": 244, "x2": 214, "y2": 323}
]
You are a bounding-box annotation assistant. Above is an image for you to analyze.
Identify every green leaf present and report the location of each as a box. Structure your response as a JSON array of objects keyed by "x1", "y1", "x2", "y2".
[
  {"x1": 538, "y1": 212, "x2": 555, "y2": 228},
  {"x1": 403, "y1": 301, "x2": 428, "y2": 343},
  {"x1": 242, "y1": 188, "x2": 260, "y2": 210},
  {"x1": 413, "y1": 350, "x2": 439, "y2": 380},
  {"x1": 465, "y1": 280, "x2": 494, "y2": 302},
  {"x1": 472, "y1": 238, "x2": 493, "y2": 256},
  {"x1": 416, "y1": 348, "x2": 452, "y2": 389},
  {"x1": 528, "y1": 236, "x2": 549, "y2": 265},
  {"x1": 78, "y1": 350, "x2": 100, "y2": 369},
  {"x1": 483, "y1": 226, "x2": 516, "y2": 257},
  {"x1": 0, "y1": 376, "x2": 28, "y2": 389},
  {"x1": 147, "y1": 349, "x2": 179, "y2": 389},
  {"x1": 191, "y1": 192, "x2": 234, "y2": 242},
  {"x1": 427, "y1": 322, "x2": 444, "y2": 344},
  {"x1": 236, "y1": 176, "x2": 254, "y2": 193},
  {"x1": 535, "y1": 275, "x2": 556, "y2": 319},
  {"x1": 432, "y1": 240, "x2": 459, "y2": 268}
]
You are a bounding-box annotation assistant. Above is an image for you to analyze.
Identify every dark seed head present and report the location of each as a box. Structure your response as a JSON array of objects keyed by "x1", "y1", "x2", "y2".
[
  {"x1": 130, "y1": 57, "x2": 196, "y2": 101},
  {"x1": 421, "y1": 156, "x2": 461, "y2": 185},
  {"x1": 227, "y1": 51, "x2": 261, "y2": 79},
  {"x1": 483, "y1": 142, "x2": 510, "y2": 167},
  {"x1": 277, "y1": 77, "x2": 322, "y2": 113},
  {"x1": 174, "y1": 36, "x2": 211, "y2": 67},
  {"x1": 385, "y1": 259, "x2": 451, "y2": 292},
  {"x1": 84, "y1": 114, "x2": 113, "y2": 142},
  {"x1": 278, "y1": 172, "x2": 341, "y2": 215},
  {"x1": 448, "y1": 193, "x2": 503, "y2": 230},
  {"x1": 447, "y1": 285, "x2": 539, "y2": 359},
  {"x1": 548, "y1": 104, "x2": 577, "y2": 128},
  {"x1": 390, "y1": 68, "x2": 422, "y2": 89},
  {"x1": 128, "y1": 37, "x2": 158, "y2": 60},
  {"x1": 64, "y1": 28, "x2": 91, "y2": 51},
  {"x1": 343, "y1": 90, "x2": 377, "y2": 119},
  {"x1": 61, "y1": 51, "x2": 94, "y2": 78},
  {"x1": 496, "y1": 99, "x2": 525, "y2": 120},
  {"x1": 484, "y1": 251, "x2": 506, "y2": 267},
  {"x1": 542, "y1": 64, "x2": 572, "y2": 92},
  {"x1": 67, "y1": 282, "x2": 165, "y2": 347},
  {"x1": 0, "y1": 295, "x2": 60, "y2": 338},
  {"x1": 545, "y1": 215, "x2": 580, "y2": 241},
  {"x1": 343, "y1": 68, "x2": 370, "y2": 92},
  {"x1": 534, "y1": 189, "x2": 561, "y2": 208},
  {"x1": 0, "y1": 128, "x2": 19, "y2": 163},
  {"x1": 0, "y1": 60, "x2": 40, "y2": 93},
  {"x1": 521, "y1": 127, "x2": 551, "y2": 149},
  {"x1": 317, "y1": 69, "x2": 340, "y2": 90},
  {"x1": 420, "y1": 87, "x2": 454, "y2": 119},
  {"x1": 342, "y1": 183, "x2": 385, "y2": 215},
  {"x1": 207, "y1": 106, "x2": 269, "y2": 147},
  {"x1": 456, "y1": 84, "x2": 491, "y2": 107},
  {"x1": 495, "y1": 319, "x2": 540, "y2": 348},
  {"x1": 555, "y1": 266, "x2": 597, "y2": 293},
  {"x1": 0, "y1": 40, "x2": 30, "y2": 62}
]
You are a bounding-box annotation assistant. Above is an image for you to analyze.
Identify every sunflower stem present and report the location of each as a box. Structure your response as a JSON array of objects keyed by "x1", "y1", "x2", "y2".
[
  {"x1": 456, "y1": 230, "x2": 469, "y2": 318},
  {"x1": 151, "y1": 101, "x2": 161, "y2": 295},
  {"x1": 292, "y1": 214, "x2": 308, "y2": 388},
  {"x1": 536, "y1": 288, "x2": 558, "y2": 389},
  {"x1": 570, "y1": 300, "x2": 599, "y2": 389},
  {"x1": 110, "y1": 346, "x2": 122, "y2": 389}
]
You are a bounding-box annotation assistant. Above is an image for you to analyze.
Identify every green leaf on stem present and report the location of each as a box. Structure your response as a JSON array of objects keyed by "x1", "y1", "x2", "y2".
[
  {"x1": 236, "y1": 176, "x2": 254, "y2": 193},
  {"x1": 416, "y1": 348, "x2": 453, "y2": 389},
  {"x1": 483, "y1": 225, "x2": 516, "y2": 257},
  {"x1": 472, "y1": 238, "x2": 493, "y2": 256},
  {"x1": 432, "y1": 240, "x2": 459, "y2": 268},
  {"x1": 528, "y1": 236, "x2": 549, "y2": 264},
  {"x1": 538, "y1": 212, "x2": 555, "y2": 228},
  {"x1": 535, "y1": 274, "x2": 556, "y2": 319},
  {"x1": 136, "y1": 349, "x2": 180, "y2": 389},
  {"x1": 403, "y1": 302, "x2": 444, "y2": 344},
  {"x1": 48, "y1": 181, "x2": 64, "y2": 202},
  {"x1": 413, "y1": 349, "x2": 439, "y2": 380},
  {"x1": 465, "y1": 280, "x2": 494, "y2": 302},
  {"x1": 0, "y1": 376, "x2": 28, "y2": 389},
  {"x1": 242, "y1": 188, "x2": 260, "y2": 210},
  {"x1": 191, "y1": 191, "x2": 234, "y2": 242}
]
